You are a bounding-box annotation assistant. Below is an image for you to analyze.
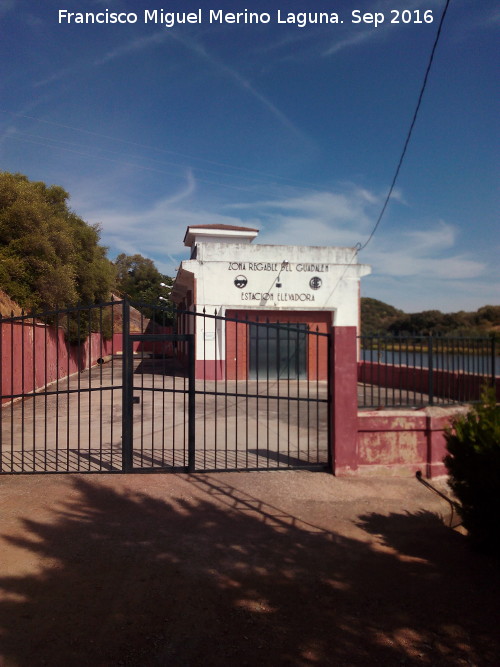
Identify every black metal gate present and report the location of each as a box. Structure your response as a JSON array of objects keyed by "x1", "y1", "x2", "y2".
[
  {"x1": 0, "y1": 300, "x2": 330, "y2": 474},
  {"x1": 123, "y1": 332, "x2": 196, "y2": 473}
]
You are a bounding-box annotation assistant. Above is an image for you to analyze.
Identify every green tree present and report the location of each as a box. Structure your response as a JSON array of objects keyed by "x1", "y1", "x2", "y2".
[
  {"x1": 360, "y1": 297, "x2": 404, "y2": 335},
  {"x1": 0, "y1": 171, "x2": 115, "y2": 311},
  {"x1": 475, "y1": 305, "x2": 500, "y2": 328},
  {"x1": 114, "y1": 253, "x2": 174, "y2": 323}
]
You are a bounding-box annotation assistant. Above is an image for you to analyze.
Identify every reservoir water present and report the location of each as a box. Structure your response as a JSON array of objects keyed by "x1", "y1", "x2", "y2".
[{"x1": 361, "y1": 350, "x2": 500, "y2": 376}]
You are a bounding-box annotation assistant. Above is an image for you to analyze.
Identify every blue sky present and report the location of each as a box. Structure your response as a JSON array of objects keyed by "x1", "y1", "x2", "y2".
[{"x1": 0, "y1": 0, "x2": 498, "y2": 312}]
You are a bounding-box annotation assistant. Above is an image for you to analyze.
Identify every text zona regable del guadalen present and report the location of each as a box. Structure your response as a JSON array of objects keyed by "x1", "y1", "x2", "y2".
[
  {"x1": 58, "y1": 9, "x2": 435, "y2": 28},
  {"x1": 227, "y1": 262, "x2": 329, "y2": 272}
]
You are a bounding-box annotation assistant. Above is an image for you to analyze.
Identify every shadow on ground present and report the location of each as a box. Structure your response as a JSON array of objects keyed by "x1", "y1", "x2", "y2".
[{"x1": 0, "y1": 475, "x2": 499, "y2": 666}]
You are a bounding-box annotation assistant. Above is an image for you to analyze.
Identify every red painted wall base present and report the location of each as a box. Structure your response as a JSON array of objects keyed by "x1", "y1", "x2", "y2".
[{"x1": 352, "y1": 407, "x2": 467, "y2": 478}]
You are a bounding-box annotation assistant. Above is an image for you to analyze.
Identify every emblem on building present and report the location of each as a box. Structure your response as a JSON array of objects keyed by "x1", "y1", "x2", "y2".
[
  {"x1": 234, "y1": 275, "x2": 248, "y2": 288},
  {"x1": 309, "y1": 276, "x2": 322, "y2": 290}
]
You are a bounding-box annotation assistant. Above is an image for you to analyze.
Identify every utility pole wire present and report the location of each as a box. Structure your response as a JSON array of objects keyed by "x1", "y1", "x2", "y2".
[
  {"x1": 358, "y1": 0, "x2": 452, "y2": 252},
  {"x1": 326, "y1": 0, "x2": 452, "y2": 301}
]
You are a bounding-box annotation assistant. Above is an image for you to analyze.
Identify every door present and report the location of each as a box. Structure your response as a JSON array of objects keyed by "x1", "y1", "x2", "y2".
[{"x1": 249, "y1": 322, "x2": 307, "y2": 380}]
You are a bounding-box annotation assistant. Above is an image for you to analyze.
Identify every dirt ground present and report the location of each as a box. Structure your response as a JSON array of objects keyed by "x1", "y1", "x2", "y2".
[{"x1": 0, "y1": 470, "x2": 498, "y2": 667}]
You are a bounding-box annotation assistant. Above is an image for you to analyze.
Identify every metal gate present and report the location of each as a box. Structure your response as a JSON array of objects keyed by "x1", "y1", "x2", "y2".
[
  {"x1": 0, "y1": 300, "x2": 330, "y2": 474},
  {"x1": 123, "y1": 332, "x2": 196, "y2": 473}
]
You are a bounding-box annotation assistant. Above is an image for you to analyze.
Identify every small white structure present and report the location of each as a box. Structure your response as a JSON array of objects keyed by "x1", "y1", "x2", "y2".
[{"x1": 171, "y1": 224, "x2": 371, "y2": 379}]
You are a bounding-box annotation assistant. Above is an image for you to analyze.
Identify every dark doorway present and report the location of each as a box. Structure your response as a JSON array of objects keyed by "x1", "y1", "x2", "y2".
[{"x1": 249, "y1": 322, "x2": 307, "y2": 380}]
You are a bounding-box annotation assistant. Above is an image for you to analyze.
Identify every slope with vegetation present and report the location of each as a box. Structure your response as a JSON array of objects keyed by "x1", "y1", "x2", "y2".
[
  {"x1": 0, "y1": 171, "x2": 115, "y2": 312},
  {"x1": 0, "y1": 172, "x2": 176, "y2": 326},
  {"x1": 361, "y1": 298, "x2": 500, "y2": 337}
]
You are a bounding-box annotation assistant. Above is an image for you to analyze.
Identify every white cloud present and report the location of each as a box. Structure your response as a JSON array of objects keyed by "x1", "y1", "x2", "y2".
[
  {"x1": 95, "y1": 32, "x2": 167, "y2": 65},
  {"x1": 324, "y1": 30, "x2": 376, "y2": 57},
  {"x1": 366, "y1": 246, "x2": 484, "y2": 280},
  {"x1": 402, "y1": 221, "x2": 456, "y2": 252},
  {"x1": 34, "y1": 67, "x2": 76, "y2": 88},
  {"x1": 73, "y1": 175, "x2": 494, "y2": 305},
  {"x1": 323, "y1": 0, "x2": 443, "y2": 57},
  {"x1": 77, "y1": 175, "x2": 259, "y2": 274},
  {"x1": 166, "y1": 31, "x2": 310, "y2": 144}
]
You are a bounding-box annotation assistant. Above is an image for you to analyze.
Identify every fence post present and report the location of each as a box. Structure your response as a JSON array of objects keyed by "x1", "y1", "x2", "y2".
[
  {"x1": 491, "y1": 335, "x2": 496, "y2": 390},
  {"x1": 428, "y1": 336, "x2": 434, "y2": 406},
  {"x1": 187, "y1": 334, "x2": 196, "y2": 472},
  {"x1": 329, "y1": 327, "x2": 358, "y2": 474},
  {"x1": 122, "y1": 297, "x2": 133, "y2": 472},
  {"x1": 0, "y1": 313, "x2": 2, "y2": 471}
]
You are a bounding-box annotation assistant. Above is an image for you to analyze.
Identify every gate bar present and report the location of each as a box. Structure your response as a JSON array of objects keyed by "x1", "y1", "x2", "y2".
[
  {"x1": 122, "y1": 298, "x2": 133, "y2": 472},
  {"x1": 187, "y1": 334, "x2": 195, "y2": 472},
  {"x1": 126, "y1": 332, "x2": 195, "y2": 473}
]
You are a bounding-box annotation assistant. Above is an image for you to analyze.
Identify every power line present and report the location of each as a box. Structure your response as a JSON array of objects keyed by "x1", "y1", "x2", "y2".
[
  {"x1": 358, "y1": 0, "x2": 452, "y2": 252},
  {"x1": 325, "y1": 0, "x2": 452, "y2": 301}
]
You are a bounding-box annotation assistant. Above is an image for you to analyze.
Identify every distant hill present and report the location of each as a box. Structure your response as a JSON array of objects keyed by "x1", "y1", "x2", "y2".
[
  {"x1": 360, "y1": 298, "x2": 404, "y2": 335},
  {"x1": 361, "y1": 298, "x2": 500, "y2": 337}
]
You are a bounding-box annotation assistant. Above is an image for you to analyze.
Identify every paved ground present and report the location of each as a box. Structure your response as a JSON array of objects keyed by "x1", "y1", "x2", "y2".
[
  {"x1": 1, "y1": 353, "x2": 448, "y2": 474},
  {"x1": 0, "y1": 470, "x2": 498, "y2": 666},
  {"x1": 1, "y1": 357, "x2": 329, "y2": 473}
]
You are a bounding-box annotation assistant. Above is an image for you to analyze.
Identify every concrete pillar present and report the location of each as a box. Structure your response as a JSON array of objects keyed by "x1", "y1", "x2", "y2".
[
  {"x1": 426, "y1": 413, "x2": 452, "y2": 478},
  {"x1": 330, "y1": 326, "x2": 359, "y2": 474}
]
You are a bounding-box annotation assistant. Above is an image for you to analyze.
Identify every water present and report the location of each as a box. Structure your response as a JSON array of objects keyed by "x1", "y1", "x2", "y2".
[{"x1": 361, "y1": 349, "x2": 500, "y2": 376}]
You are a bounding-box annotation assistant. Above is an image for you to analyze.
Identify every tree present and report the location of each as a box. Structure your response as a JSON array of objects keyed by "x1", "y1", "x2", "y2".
[
  {"x1": 0, "y1": 171, "x2": 115, "y2": 311},
  {"x1": 114, "y1": 253, "x2": 174, "y2": 323},
  {"x1": 360, "y1": 298, "x2": 404, "y2": 335}
]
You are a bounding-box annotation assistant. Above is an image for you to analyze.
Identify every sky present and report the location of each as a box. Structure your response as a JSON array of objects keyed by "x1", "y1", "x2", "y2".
[{"x1": 0, "y1": 0, "x2": 498, "y2": 313}]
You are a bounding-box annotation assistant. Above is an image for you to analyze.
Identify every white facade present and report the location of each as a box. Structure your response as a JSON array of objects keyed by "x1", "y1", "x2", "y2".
[
  {"x1": 173, "y1": 227, "x2": 370, "y2": 322},
  {"x1": 171, "y1": 225, "x2": 371, "y2": 374}
]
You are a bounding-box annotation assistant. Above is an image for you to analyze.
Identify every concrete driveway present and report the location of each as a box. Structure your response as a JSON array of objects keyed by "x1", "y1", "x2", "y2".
[
  {"x1": 1, "y1": 356, "x2": 329, "y2": 473},
  {"x1": 0, "y1": 470, "x2": 498, "y2": 666}
]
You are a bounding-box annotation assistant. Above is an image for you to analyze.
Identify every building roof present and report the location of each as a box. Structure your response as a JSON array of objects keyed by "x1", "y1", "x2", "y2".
[
  {"x1": 185, "y1": 224, "x2": 259, "y2": 233},
  {"x1": 183, "y1": 224, "x2": 259, "y2": 247}
]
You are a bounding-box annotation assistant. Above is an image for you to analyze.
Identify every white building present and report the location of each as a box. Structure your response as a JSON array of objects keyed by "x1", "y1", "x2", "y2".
[{"x1": 171, "y1": 224, "x2": 371, "y2": 379}]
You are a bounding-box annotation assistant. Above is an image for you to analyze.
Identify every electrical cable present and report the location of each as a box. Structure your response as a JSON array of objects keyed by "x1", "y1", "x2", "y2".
[
  {"x1": 358, "y1": 0, "x2": 452, "y2": 253},
  {"x1": 324, "y1": 0, "x2": 452, "y2": 301}
]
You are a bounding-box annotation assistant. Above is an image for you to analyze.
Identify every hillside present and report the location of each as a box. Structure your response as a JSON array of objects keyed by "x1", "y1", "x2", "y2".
[
  {"x1": 360, "y1": 298, "x2": 404, "y2": 335},
  {"x1": 0, "y1": 289, "x2": 23, "y2": 317},
  {"x1": 361, "y1": 298, "x2": 500, "y2": 336}
]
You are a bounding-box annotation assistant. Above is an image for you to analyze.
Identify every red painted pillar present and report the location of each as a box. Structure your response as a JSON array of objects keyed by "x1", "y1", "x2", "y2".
[
  {"x1": 330, "y1": 326, "x2": 359, "y2": 475},
  {"x1": 426, "y1": 414, "x2": 452, "y2": 478}
]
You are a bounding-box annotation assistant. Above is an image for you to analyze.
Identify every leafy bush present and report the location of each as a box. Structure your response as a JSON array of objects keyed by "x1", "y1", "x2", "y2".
[{"x1": 444, "y1": 387, "x2": 500, "y2": 553}]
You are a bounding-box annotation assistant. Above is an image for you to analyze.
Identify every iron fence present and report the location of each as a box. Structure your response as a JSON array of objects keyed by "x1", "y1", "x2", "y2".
[
  {"x1": 1, "y1": 300, "x2": 330, "y2": 473},
  {"x1": 174, "y1": 308, "x2": 330, "y2": 471},
  {"x1": 358, "y1": 334, "x2": 498, "y2": 408},
  {"x1": 0, "y1": 300, "x2": 124, "y2": 473}
]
